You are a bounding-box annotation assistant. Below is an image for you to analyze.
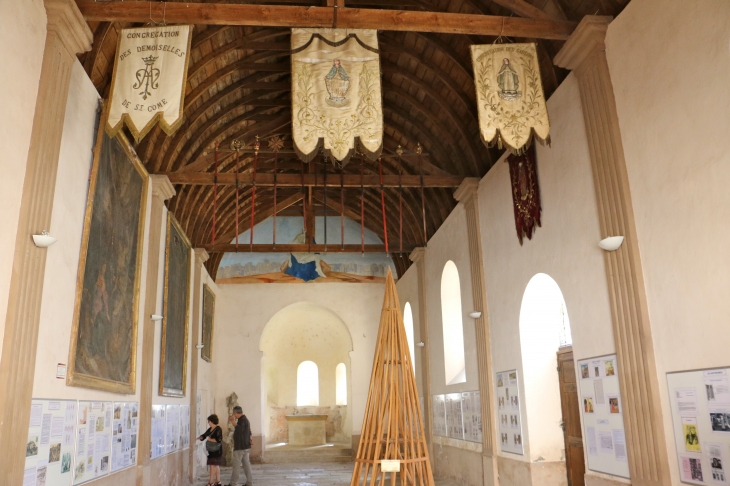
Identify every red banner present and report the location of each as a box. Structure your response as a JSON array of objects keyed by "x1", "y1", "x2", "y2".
[{"x1": 507, "y1": 144, "x2": 541, "y2": 245}]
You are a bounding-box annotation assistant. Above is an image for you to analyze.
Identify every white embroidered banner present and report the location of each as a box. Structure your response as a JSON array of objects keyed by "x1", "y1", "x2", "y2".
[
  {"x1": 471, "y1": 43, "x2": 550, "y2": 154},
  {"x1": 107, "y1": 25, "x2": 192, "y2": 141},
  {"x1": 291, "y1": 28, "x2": 383, "y2": 165}
]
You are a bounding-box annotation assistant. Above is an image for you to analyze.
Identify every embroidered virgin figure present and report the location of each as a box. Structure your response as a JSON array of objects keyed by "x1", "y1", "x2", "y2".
[
  {"x1": 497, "y1": 58, "x2": 521, "y2": 101},
  {"x1": 325, "y1": 59, "x2": 351, "y2": 107}
]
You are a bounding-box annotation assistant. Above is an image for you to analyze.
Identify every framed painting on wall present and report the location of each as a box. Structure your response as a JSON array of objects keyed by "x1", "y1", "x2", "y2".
[
  {"x1": 159, "y1": 213, "x2": 191, "y2": 397},
  {"x1": 67, "y1": 105, "x2": 148, "y2": 394},
  {"x1": 201, "y1": 284, "x2": 215, "y2": 362}
]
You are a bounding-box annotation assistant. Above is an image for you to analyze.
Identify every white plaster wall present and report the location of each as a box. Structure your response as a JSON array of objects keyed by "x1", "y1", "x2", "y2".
[
  {"x1": 479, "y1": 74, "x2": 613, "y2": 463},
  {"x1": 395, "y1": 267, "x2": 424, "y2": 397},
  {"x1": 605, "y1": 1, "x2": 730, "y2": 483},
  {"x1": 0, "y1": 0, "x2": 47, "y2": 353},
  {"x1": 213, "y1": 282, "x2": 385, "y2": 439},
  {"x1": 32, "y1": 61, "x2": 146, "y2": 403}
]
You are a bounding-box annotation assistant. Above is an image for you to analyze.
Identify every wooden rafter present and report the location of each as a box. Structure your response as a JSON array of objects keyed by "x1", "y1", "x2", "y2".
[{"x1": 164, "y1": 173, "x2": 464, "y2": 188}]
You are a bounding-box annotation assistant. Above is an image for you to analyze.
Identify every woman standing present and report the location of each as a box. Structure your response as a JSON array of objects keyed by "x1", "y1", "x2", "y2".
[{"x1": 198, "y1": 414, "x2": 223, "y2": 486}]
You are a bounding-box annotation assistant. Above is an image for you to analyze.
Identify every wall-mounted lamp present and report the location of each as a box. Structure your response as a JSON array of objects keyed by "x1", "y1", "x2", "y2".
[
  {"x1": 32, "y1": 231, "x2": 57, "y2": 248},
  {"x1": 151, "y1": 314, "x2": 163, "y2": 321},
  {"x1": 195, "y1": 344, "x2": 204, "y2": 350},
  {"x1": 469, "y1": 311, "x2": 482, "y2": 319},
  {"x1": 599, "y1": 236, "x2": 625, "y2": 251},
  {"x1": 416, "y1": 342, "x2": 425, "y2": 348}
]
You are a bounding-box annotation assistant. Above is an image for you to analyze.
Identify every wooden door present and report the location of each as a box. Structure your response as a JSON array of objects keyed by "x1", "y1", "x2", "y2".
[{"x1": 558, "y1": 347, "x2": 585, "y2": 486}]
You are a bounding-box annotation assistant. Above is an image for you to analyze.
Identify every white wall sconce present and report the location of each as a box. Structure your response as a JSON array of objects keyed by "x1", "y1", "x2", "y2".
[
  {"x1": 151, "y1": 314, "x2": 163, "y2": 321},
  {"x1": 469, "y1": 311, "x2": 482, "y2": 319},
  {"x1": 32, "y1": 231, "x2": 57, "y2": 248},
  {"x1": 416, "y1": 342, "x2": 425, "y2": 348},
  {"x1": 599, "y1": 236, "x2": 625, "y2": 251},
  {"x1": 195, "y1": 344, "x2": 204, "y2": 350}
]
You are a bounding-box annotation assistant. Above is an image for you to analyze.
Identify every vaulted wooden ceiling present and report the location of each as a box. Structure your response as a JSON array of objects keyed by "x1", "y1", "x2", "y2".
[{"x1": 77, "y1": 0, "x2": 628, "y2": 278}]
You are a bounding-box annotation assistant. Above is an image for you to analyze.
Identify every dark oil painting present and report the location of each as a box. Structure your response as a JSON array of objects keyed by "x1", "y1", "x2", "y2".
[
  {"x1": 68, "y1": 128, "x2": 147, "y2": 393},
  {"x1": 201, "y1": 284, "x2": 215, "y2": 362},
  {"x1": 160, "y1": 214, "x2": 191, "y2": 397}
]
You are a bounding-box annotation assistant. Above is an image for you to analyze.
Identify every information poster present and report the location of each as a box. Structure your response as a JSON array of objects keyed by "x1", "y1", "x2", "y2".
[
  {"x1": 180, "y1": 404, "x2": 190, "y2": 450},
  {"x1": 150, "y1": 405, "x2": 166, "y2": 460},
  {"x1": 577, "y1": 354, "x2": 629, "y2": 479},
  {"x1": 196, "y1": 390, "x2": 206, "y2": 469},
  {"x1": 165, "y1": 404, "x2": 181, "y2": 454},
  {"x1": 74, "y1": 401, "x2": 112, "y2": 485},
  {"x1": 496, "y1": 369, "x2": 524, "y2": 455},
  {"x1": 667, "y1": 367, "x2": 730, "y2": 485},
  {"x1": 445, "y1": 393, "x2": 464, "y2": 440},
  {"x1": 111, "y1": 402, "x2": 138, "y2": 472},
  {"x1": 25, "y1": 399, "x2": 77, "y2": 486},
  {"x1": 462, "y1": 391, "x2": 483, "y2": 444},
  {"x1": 431, "y1": 394, "x2": 447, "y2": 437}
]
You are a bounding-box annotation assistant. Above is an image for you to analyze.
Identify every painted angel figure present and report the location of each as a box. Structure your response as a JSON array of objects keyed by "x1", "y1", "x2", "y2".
[
  {"x1": 497, "y1": 58, "x2": 521, "y2": 101},
  {"x1": 325, "y1": 59, "x2": 351, "y2": 106}
]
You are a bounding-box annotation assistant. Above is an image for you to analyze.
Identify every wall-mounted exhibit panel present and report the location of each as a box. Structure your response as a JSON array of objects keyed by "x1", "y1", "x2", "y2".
[
  {"x1": 25, "y1": 399, "x2": 77, "y2": 486},
  {"x1": 577, "y1": 354, "x2": 629, "y2": 479},
  {"x1": 166, "y1": 404, "x2": 181, "y2": 454},
  {"x1": 432, "y1": 394, "x2": 447, "y2": 437},
  {"x1": 667, "y1": 366, "x2": 730, "y2": 485},
  {"x1": 74, "y1": 401, "x2": 113, "y2": 485},
  {"x1": 432, "y1": 391, "x2": 482, "y2": 443},
  {"x1": 181, "y1": 404, "x2": 191, "y2": 450},
  {"x1": 445, "y1": 393, "x2": 465, "y2": 440},
  {"x1": 111, "y1": 402, "x2": 139, "y2": 473},
  {"x1": 461, "y1": 391, "x2": 482, "y2": 444},
  {"x1": 151, "y1": 405, "x2": 166, "y2": 460},
  {"x1": 496, "y1": 370, "x2": 523, "y2": 455}
]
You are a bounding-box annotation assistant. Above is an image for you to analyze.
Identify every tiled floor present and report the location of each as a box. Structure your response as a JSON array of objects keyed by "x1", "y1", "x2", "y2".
[{"x1": 193, "y1": 462, "x2": 460, "y2": 486}]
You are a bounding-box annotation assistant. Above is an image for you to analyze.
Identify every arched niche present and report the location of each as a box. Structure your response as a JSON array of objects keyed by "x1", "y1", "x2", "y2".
[
  {"x1": 519, "y1": 273, "x2": 572, "y2": 461},
  {"x1": 260, "y1": 302, "x2": 353, "y2": 445}
]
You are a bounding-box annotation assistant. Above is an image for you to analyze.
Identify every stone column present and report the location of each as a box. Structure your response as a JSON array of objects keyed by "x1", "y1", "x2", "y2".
[
  {"x1": 189, "y1": 248, "x2": 209, "y2": 483},
  {"x1": 0, "y1": 1, "x2": 91, "y2": 483},
  {"x1": 136, "y1": 176, "x2": 176, "y2": 485},
  {"x1": 453, "y1": 178, "x2": 499, "y2": 486},
  {"x1": 554, "y1": 16, "x2": 671, "y2": 486},
  {"x1": 409, "y1": 248, "x2": 433, "y2": 451}
]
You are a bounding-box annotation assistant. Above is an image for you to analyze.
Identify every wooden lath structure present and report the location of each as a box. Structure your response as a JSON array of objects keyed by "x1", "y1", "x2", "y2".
[{"x1": 352, "y1": 269, "x2": 434, "y2": 486}]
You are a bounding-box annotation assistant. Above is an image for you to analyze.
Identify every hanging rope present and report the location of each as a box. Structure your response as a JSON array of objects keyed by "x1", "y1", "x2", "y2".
[
  {"x1": 212, "y1": 142, "x2": 219, "y2": 245},
  {"x1": 379, "y1": 157, "x2": 389, "y2": 253},
  {"x1": 360, "y1": 156, "x2": 365, "y2": 256},
  {"x1": 340, "y1": 167, "x2": 345, "y2": 251},
  {"x1": 418, "y1": 143, "x2": 427, "y2": 246},
  {"x1": 235, "y1": 148, "x2": 239, "y2": 251},
  {"x1": 250, "y1": 136, "x2": 259, "y2": 252},
  {"x1": 273, "y1": 143, "x2": 278, "y2": 249}
]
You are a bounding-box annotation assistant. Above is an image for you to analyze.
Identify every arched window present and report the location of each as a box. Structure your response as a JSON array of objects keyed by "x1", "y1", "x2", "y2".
[
  {"x1": 297, "y1": 361, "x2": 319, "y2": 406},
  {"x1": 403, "y1": 302, "x2": 415, "y2": 368},
  {"x1": 441, "y1": 261, "x2": 466, "y2": 385},
  {"x1": 335, "y1": 363, "x2": 347, "y2": 405}
]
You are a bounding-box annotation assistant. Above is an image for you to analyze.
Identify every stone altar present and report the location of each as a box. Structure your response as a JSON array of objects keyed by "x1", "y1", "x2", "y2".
[{"x1": 286, "y1": 414, "x2": 328, "y2": 446}]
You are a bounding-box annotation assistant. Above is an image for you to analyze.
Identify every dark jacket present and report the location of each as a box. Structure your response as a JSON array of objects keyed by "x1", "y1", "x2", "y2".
[
  {"x1": 199, "y1": 426, "x2": 223, "y2": 458},
  {"x1": 233, "y1": 415, "x2": 251, "y2": 450}
]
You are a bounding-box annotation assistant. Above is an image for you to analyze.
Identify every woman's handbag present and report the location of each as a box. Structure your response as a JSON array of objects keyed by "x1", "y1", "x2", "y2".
[{"x1": 206, "y1": 440, "x2": 221, "y2": 453}]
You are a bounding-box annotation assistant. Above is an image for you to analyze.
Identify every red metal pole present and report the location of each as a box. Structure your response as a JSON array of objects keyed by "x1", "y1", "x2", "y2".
[
  {"x1": 399, "y1": 161, "x2": 403, "y2": 254},
  {"x1": 250, "y1": 136, "x2": 259, "y2": 252},
  {"x1": 379, "y1": 157, "x2": 389, "y2": 253},
  {"x1": 360, "y1": 157, "x2": 365, "y2": 256},
  {"x1": 340, "y1": 169, "x2": 345, "y2": 251},
  {"x1": 273, "y1": 147, "x2": 277, "y2": 249},
  {"x1": 212, "y1": 142, "x2": 218, "y2": 245},
  {"x1": 419, "y1": 146, "x2": 427, "y2": 245},
  {"x1": 235, "y1": 149, "x2": 239, "y2": 251}
]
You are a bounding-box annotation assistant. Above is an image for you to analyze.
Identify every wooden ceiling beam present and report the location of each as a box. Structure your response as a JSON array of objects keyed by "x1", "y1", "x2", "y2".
[
  {"x1": 202, "y1": 243, "x2": 410, "y2": 253},
  {"x1": 164, "y1": 172, "x2": 465, "y2": 188},
  {"x1": 76, "y1": 2, "x2": 577, "y2": 39},
  {"x1": 489, "y1": 0, "x2": 562, "y2": 20}
]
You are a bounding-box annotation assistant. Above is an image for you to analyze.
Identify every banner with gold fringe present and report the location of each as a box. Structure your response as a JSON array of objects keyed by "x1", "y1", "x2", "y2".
[
  {"x1": 471, "y1": 43, "x2": 550, "y2": 155},
  {"x1": 291, "y1": 28, "x2": 383, "y2": 165},
  {"x1": 107, "y1": 25, "x2": 193, "y2": 141}
]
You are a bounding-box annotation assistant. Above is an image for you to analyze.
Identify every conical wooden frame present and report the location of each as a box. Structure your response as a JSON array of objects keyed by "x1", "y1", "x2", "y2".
[{"x1": 351, "y1": 269, "x2": 435, "y2": 486}]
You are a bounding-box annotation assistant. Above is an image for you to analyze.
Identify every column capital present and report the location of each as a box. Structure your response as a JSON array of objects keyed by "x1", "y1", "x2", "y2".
[
  {"x1": 409, "y1": 247, "x2": 426, "y2": 264},
  {"x1": 151, "y1": 175, "x2": 176, "y2": 201},
  {"x1": 453, "y1": 177, "x2": 480, "y2": 205},
  {"x1": 44, "y1": 0, "x2": 92, "y2": 57},
  {"x1": 194, "y1": 248, "x2": 210, "y2": 265},
  {"x1": 553, "y1": 15, "x2": 611, "y2": 71}
]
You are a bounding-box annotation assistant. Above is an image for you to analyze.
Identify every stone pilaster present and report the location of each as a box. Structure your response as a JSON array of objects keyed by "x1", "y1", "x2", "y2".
[
  {"x1": 189, "y1": 248, "x2": 209, "y2": 483},
  {"x1": 453, "y1": 178, "x2": 499, "y2": 486},
  {"x1": 409, "y1": 248, "x2": 433, "y2": 451},
  {"x1": 0, "y1": 1, "x2": 91, "y2": 483},
  {"x1": 554, "y1": 16, "x2": 670, "y2": 486},
  {"x1": 137, "y1": 176, "x2": 176, "y2": 484}
]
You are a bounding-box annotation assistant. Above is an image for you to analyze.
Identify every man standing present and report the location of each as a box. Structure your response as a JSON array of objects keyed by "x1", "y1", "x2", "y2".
[{"x1": 226, "y1": 406, "x2": 253, "y2": 486}]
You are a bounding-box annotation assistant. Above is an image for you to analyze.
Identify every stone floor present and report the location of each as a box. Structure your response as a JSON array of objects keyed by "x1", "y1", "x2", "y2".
[{"x1": 193, "y1": 462, "x2": 460, "y2": 486}]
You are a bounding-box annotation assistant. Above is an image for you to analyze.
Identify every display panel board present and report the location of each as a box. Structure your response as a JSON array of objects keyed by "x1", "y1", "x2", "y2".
[
  {"x1": 111, "y1": 402, "x2": 138, "y2": 472},
  {"x1": 74, "y1": 401, "x2": 112, "y2": 485},
  {"x1": 165, "y1": 404, "x2": 181, "y2": 454},
  {"x1": 462, "y1": 391, "x2": 483, "y2": 444},
  {"x1": 577, "y1": 354, "x2": 630, "y2": 479},
  {"x1": 180, "y1": 404, "x2": 191, "y2": 450},
  {"x1": 446, "y1": 393, "x2": 465, "y2": 440},
  {"x1": 25, "y1": 399, "x2": 77, "y2": 486},
  {"x1": 667, "y1": 366, "x2": 730, "y2": 485},
  {"x1": 496, "y1": 369, "x2": 524, "y2": 455},
  {"x1": 432, "y1": 394, "x2": 447, "y2": 437},
  {"x1": 150, "y1": 405, "x2": 166, "y2": 460}
]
